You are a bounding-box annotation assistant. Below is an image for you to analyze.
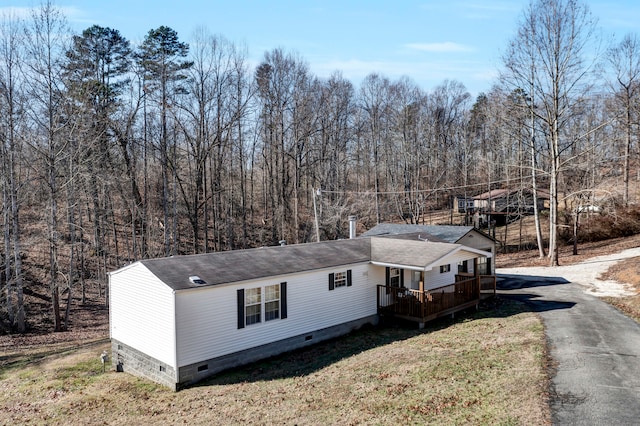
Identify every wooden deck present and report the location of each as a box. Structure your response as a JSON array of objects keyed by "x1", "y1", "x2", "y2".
[{"x1": 377, "y1": 275, "x2": 496, "y2": 326}]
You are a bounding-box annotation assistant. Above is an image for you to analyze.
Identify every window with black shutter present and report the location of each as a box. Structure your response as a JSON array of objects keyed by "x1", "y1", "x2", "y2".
[
  {"x1": 238, "y1": 282, "x2": 288, "y2": 328},
  {"x1": 280, "y1": 282, "x2": 287, "y2": 319},
  {"x1": 237, "y1": 289, "x2": 245, "y2": 329},
  {"x1": 329, "y1": 270, "x2": 351, "y2": 290}
]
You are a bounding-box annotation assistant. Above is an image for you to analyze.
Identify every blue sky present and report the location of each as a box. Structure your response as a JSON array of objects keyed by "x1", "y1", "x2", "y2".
[{"x1": 3, "y1": 0, "x2": 640, "y2": 97}]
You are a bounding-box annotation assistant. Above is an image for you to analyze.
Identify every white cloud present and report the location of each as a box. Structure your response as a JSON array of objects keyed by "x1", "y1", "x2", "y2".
[
  {"x1": 313, "y1": 58, "x2": 396, "y2": 81},
  {"x1": 405, "y1": 42, "x2": 473, "y2": 53},
  {"x1": 309, "y1": 57, "x2": 491, "y2": 90}
]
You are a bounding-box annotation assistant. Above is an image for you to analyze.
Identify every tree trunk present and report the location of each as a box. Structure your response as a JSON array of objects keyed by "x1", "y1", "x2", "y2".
[
  {"x1": 2, "y1": 186, "x2": 13, "y2": 329},
  {"x1": 49, "y1": 123, "x2": 61, "y2": 332},
  {"x1": 549, "y1": 129, "x2": 561, "y2": 267},
  {"x1": 573, "y1": 210, "x2": 580, "y2": 255},
  {"x1": 531, "y1": 129, "x2": 546, "y2": 258},
  {"x1": 623, "y1": 101, "x2": 631, "y2": 206}
]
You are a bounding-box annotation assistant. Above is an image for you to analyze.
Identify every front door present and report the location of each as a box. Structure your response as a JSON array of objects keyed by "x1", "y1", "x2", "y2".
[
  {"x1": 386, "y1": 267, "x2": 404, "y2": 288},
  {"x1": 410, "y1": 270, "x2": 422, "y2": 290}
]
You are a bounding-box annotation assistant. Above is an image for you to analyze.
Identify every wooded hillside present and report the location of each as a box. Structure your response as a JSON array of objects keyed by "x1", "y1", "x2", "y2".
[{"x1": 2, "y1": 0, "x2": 639, "y2": 333}]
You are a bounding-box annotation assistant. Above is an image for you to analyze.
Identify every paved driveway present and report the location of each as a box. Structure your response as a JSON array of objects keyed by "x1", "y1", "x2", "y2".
[{"x1": 498, "y1": 259, "x2": 640, "y2": 425}]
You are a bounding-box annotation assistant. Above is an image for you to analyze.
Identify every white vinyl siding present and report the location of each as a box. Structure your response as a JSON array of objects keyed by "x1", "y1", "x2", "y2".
[
  {"x1": 457, "y1": 232, "x2": 495, "y2": 275},
  {"x1": 424, "y1": 250, "x2": 486, "y2": 290},
  {"x1": 369, "y1": 266, "x2": 386, "y2": 289},
  {"x1": 457, "y1": 232, "x2": 494, "y2": 251},
  {"x1": 109, "y1": 264, "x2": 176, "y2": 367},
  {"x1": 174, "y1": 263, "x2": 374, "y2": 367},
  {"x1": 424, "y1": 266, "x2": 455, "y2": 290}
]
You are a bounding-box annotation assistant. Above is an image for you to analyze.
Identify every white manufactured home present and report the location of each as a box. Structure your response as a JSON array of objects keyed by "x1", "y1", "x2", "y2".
[{"x1": 109, "y1": 229, "x2": 494, "y2": 390}]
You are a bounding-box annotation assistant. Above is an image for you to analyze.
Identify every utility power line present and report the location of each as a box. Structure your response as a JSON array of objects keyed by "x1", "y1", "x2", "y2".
[{"x1": 317, "y1": 175, "x2": 534, "y2": 196}]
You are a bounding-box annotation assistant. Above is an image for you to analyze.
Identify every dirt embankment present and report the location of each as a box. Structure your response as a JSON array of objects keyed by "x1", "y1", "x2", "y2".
[{"x1": 496, "y1": 233, "x2": 640, "y2": 268}]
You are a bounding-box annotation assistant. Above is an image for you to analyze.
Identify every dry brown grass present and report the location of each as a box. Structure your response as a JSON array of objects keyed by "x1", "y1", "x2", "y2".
[
  {"x1": 496, "y1": 233, "x2": 640, "y2": 268},
  {"x1": 0, "y1": 300, "x2": 550, "y2": 425},
  {"x1": 600, "y1": 257, "x2": 640, "y2": 287},
  {"x1": 599, "y1": 256, "x2": 640, "y2": 322}
]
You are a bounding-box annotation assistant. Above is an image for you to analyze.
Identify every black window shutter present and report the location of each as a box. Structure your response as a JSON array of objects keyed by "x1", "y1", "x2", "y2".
[
  {"x1": 385, "y1": 267, "x2": 390, "y2": 294},
  {"x1": 346, "y1": 269, "x2": 352, "y2": 286},
  {"x1": 400, "y1": 269, "x2": 405, "y2": 288},
  {"x1": 280, "y1": 282, "x2": 287, "y2": 319},
  {"x1": 237, "y1": 289, "x2": 245, "y2": 329},
  {"x1": 329, "y1": 273, "x2": 335, "y2": 291}
]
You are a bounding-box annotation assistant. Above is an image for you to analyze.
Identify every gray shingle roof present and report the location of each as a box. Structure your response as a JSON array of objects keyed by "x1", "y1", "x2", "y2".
[
  {"x1": 370, "y1": 231, "x2": 447, "y2": 243},
  {"x1": 360, "y1": 224, "x2": 475, "y2": 243},
  {"x1": 137, "y1": 238, "x2": 371, "y2": 291},
  {"x1": 370, "y1": 238, "x2": 461, "y2": 269},
  {"x1": 114, "y1": 230, "x2": 491, "y2": 291}
]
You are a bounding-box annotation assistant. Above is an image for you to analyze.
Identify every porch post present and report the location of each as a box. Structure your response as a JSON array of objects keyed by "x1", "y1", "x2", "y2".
[{"x1": 420, "y1": 272, "x2": 426, "y2": 318}]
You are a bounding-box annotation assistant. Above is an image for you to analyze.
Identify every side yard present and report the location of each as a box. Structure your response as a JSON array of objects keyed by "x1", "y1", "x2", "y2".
[{"x1": 0, "y1": 299, "x2": 550, "y2": 425}]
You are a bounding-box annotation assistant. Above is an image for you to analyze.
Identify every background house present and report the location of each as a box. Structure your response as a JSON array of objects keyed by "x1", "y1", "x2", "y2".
[
  {"x1": 109, "y1": 232, "x2": 492, "y2": 390},
  {"x1": 473, "y1": 188, "x2": 549, "y2": 215},
  {"x1": 454, "y1": 195, "x2": 476, "y2": 213},
  {"x1": 465, "y1": 188, "x2": 550, "y2": 228}
]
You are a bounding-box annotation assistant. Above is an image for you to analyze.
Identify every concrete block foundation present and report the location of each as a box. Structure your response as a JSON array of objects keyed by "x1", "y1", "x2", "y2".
[{"x1": 112, "y1": 314, "x2": 378, "y2": 391}]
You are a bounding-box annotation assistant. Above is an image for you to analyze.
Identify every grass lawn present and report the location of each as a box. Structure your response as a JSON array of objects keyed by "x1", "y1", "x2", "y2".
[{"x1": 0, "y1": 299, "x2": 550, "y2": 425}]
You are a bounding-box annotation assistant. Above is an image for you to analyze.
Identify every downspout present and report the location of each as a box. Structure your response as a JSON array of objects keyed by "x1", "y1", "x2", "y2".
[{"x1": 173, "y1": 290, "x2": 179, "y2": 387}]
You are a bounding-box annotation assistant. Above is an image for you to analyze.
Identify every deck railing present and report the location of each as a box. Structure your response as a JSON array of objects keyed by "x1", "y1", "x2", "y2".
[
  {"x1": 377, "y1": 276, "x2": 489, "y2": 323},
  {"x1": 456, "y1": 273, "x2": 496, "y2": 298},
  {"x1": 479, "y1": 275, "x2": 496, "y2": 298}
]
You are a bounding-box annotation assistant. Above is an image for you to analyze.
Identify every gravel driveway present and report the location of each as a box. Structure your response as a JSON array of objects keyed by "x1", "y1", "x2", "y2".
[{"x1": 497, "y1": 247, "x2": 640, "y2": 425}]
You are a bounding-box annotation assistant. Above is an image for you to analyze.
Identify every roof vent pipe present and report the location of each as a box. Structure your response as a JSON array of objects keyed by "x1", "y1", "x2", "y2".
[{"x1": 348, "y1": 215, "x2": 357, "y2": 239}]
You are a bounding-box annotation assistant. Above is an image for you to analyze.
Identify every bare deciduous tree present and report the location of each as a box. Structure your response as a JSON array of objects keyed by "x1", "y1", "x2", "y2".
[
  {"x1": 23, "y1": 0, "x2": 70, "y2": 331},
  {"x1": 606, "y1": 33, "x2": 640, "y2": 207},
  {"x1": 503, "y1": 0, "x2": 599, "y2": 266},
  {"x1": 0, "y1": 10, "x2": 26, "y2": 332}
]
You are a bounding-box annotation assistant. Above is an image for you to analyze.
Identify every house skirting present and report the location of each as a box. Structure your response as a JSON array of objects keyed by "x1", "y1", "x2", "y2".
[
  {"x1": 111, "y1": 340, "x2": 178, "y2": 390},
  {"x1": 111, "y1": 314, "x2": 378, "y2": 391},
  {"x1": 176, "y1": 314, "x2": 378, "y2": 390}
]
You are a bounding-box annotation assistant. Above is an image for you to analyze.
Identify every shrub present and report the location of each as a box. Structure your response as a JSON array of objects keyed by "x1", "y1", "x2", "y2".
[{"x1": 560, "y1": 207, "x2": 640, "y2": 243}]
